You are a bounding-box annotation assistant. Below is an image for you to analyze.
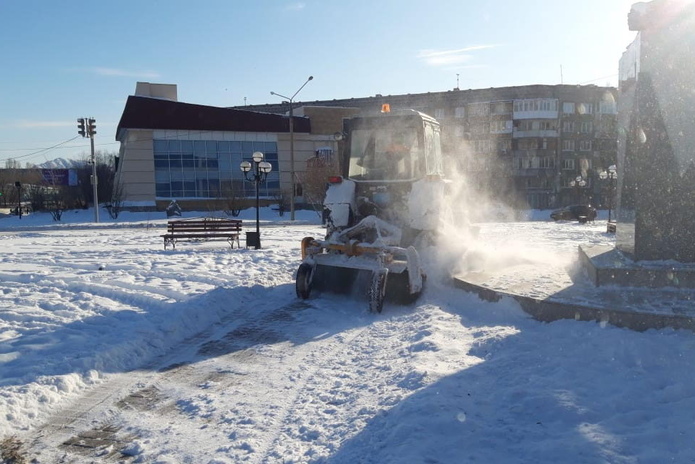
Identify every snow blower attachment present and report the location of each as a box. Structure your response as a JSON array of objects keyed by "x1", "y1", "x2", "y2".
[
  {"x1": 295, "y1": 109, "x2": 445, "y2": 312},
  {"x1": 297, "y1": 216, "x2": 424, "y2": 313}
]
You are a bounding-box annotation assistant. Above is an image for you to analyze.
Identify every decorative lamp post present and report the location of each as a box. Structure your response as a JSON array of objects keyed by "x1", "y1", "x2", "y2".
[
  {"x1": 569, "y1": 175, "x2": 586, "y2": 204},
  {"x1": 14, "y1": 181, "x2": 21, "y2": 219},
  {"x1": 599, "y1": 164, "x2": 618, "y2": 223},
  {"x1": 270, "y1": 75, "x2": 313, "y2": 221},
  {"x1": 240, "y1": 151, "x2": 272, "y2": 249}
]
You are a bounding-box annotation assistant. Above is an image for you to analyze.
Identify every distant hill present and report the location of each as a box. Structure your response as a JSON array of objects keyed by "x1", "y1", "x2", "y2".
[{"x1": 35, "y1": 158, "x2": 85, "y2": 169}]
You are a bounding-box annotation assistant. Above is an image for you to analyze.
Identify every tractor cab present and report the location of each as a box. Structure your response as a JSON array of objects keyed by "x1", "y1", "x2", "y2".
[
  {"x1": 324, "y1": 110, "x2": 444, "y2": 236},
  {"x1": 345, "y1": 110, "x2": 443, "y2": 183}
]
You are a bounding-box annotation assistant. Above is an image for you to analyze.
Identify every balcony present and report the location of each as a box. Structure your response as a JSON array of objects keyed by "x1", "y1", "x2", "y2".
[
  {"x1": 512, "y1": 110, "x2": 559, "y2": 120},
  {"x1": 513, "y1": 129, "x2": 558, "y2": 138}
]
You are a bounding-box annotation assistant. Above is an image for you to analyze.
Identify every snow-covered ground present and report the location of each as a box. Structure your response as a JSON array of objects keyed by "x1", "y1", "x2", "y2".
[{"x1": 1, "y1": 207, "x2": 694, "y2": 463}]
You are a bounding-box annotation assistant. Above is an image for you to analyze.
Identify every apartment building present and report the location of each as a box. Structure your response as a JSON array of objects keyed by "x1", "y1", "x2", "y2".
[{"x1": 241, "y1": 84, "x2": 618, "y2": 210}]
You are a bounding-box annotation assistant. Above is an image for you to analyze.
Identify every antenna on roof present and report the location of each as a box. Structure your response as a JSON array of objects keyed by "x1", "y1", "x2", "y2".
[{"x1": 560, "y1": 65, "x2": 564, "y2": 84}]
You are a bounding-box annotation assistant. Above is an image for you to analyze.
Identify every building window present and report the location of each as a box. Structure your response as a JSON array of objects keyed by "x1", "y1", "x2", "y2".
[
  {"x1": 539, "y1": 157, "x2": 554, "y2": 168},
  {"x1": 473, "y1": 139, "x2": 492, "y2": 153},
  {"x1": 578, "y1": 103, "x2": 594, "y2": 114},
  {"x1": 562, "y1": 140, "x2": 575, "y2": 151},
  {"x1": 455, "y1": 107, "x2": 466, "y2": 118},
  {"x1": 514, "y1": 99, "x2": 558, "y2": 112},
  {"x1": 519, "y1": 138, "x2": 539, "y2": 150},
  {"x1": 563, "y1": 102, "x2": 575, "y2": 114},
  {"x1": 562, "y1": 121, "x2": 575, "y2": 133},
  {"x1": 580, "y1": 121, "x2": 593, "y2": 134},
  {"x1": 153, "y1": 138, "x2": 279, "y2": 199},
  {"x1": 579, "y1": 140, "x2": 592, "y2": 151},
  {"x1": 563, "y1": 158, "x2": 576, "y2": 170},
  {"x1": 314, "y1": 147, "x2": 334, "y2": 164},
  {"x1": 490, "y1": 120, "x2": 512, "y2": 132},
  {"x1": 540, "y1": 99, "x2": 558, "y2": 111},
  {"x1": 599, "y1": 100, "x2": 617, "y2": 114},
  {"x1": 434, "y1": 108, "x2": 446, "y2": 119}
]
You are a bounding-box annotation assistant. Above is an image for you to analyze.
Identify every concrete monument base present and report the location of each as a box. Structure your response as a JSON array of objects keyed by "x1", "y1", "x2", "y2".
[
  {"x1": 453, "y1": 247, "x2": 695, "y2": 333},
  {"x1": 579, "y1": 245, "x2": 695, "y2": 289}
]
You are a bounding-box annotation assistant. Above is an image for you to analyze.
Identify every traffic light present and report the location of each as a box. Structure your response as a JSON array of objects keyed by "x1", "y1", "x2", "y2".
[
  {"x1": 87, "y1": 118, "x2": 96, "y2": 136},
  {"x1": 77, "y1": 118, "x2": 86, "y2": 137}
]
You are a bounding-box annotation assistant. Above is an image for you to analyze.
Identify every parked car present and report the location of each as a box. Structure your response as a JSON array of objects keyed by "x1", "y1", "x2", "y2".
[{"x1": 550, "y1": 205, "x2": 597, "y2": 222}]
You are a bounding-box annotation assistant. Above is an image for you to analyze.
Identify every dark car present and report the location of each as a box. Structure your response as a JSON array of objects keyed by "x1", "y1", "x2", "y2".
[{"x1": 550, "y1": 205, "x2": 597, "y2": 222}]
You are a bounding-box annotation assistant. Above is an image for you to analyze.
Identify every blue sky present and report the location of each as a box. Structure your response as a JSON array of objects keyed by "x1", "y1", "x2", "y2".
[{"x1": 0, "y1": 0, "x2": 638, "y2": 165}]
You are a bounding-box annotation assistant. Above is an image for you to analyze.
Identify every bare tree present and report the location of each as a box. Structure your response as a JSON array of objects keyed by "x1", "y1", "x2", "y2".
[
  {"x1": 299, "y1": 155, "x2": 340, "y2": 218},
  {"x1": 273, "y1": 190, "x2": 289, "y2": 217},
  {"x1": 46, "y1": 187, "x2": 67, "y2": 221},
  {"x1": 221, "y1": 181, "x2": 245, "y2": 217},
  {"x1": 75, "y1": 150, "x2": 117, "y2": 210},
  {"x1": 26, "y1": 184, "x2": 47, "y2": 213},
  {"x1": 105, "y1": 181, "x2": 126, "y2": 219}
]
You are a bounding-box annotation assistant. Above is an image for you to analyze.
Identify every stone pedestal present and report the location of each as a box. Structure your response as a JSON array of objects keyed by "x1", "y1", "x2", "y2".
[
  {"x1": 579, "y1": 244, "x2": 695, "y2": 289},
  {"x1": 616, "y1": 1, "x2": 695, "y2": 263}
]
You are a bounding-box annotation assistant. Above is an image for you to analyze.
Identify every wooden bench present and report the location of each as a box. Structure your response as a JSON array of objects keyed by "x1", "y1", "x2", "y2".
[{"x1": 161, "y1": 217, "x2": 242, "y2": 250}]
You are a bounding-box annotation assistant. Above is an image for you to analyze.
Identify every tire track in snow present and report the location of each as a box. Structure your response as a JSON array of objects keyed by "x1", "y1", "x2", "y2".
[
  {"x1": 22, "y1": 288, "x2": 305, "y2": 462},
  {"x1": 239, "y1": 304, "x2": 446, "y2": 463},
  {"x1": 247, "y1": 311, "x2": 376, "y2": 463}
]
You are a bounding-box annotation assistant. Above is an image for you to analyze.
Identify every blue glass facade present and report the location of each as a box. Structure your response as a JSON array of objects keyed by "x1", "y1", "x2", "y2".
[{"x1": 153, "y1": 139, "x2": 280, "y2": 199}]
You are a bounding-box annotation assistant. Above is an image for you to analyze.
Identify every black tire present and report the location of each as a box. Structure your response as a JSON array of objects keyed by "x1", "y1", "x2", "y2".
[
  {"x1": 368, "y1": 269, "x2": 388, "y2": 313},
  {"x1": 296, "y1": 262, "x2": 315, "y2": 299},
  {"x1": 385, "y1": 271, "x2": 425, "y2": 305}
]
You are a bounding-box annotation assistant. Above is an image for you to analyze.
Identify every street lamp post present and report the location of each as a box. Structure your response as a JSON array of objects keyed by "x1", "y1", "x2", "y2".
[
  {"x1": 599, "y1": 164, "x2": 618, "y2": 223},
  {"x1": 270, "y1": 75, "x2": 313, "y2": 221},
  {"x1": 240, "y1": 151, "x2": 272, "y2": 250},
  {"x1": 14, "y1": 181, "x2": 21, "y2": 219},
  {"x1": 569, "y1": 175, "x2": 586, "y2": 204}
]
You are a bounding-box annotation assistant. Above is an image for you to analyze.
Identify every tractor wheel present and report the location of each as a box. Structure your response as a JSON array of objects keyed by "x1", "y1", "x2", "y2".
[
  {"x1": 385, "y1": 271, "x2": 425, "y2": 305},
  {"x1": 368, "y1": 268, "x2": 388, "y2": 313},
  {"x1": 295, "y1": 262, "x2": 315, "y2": 299}
]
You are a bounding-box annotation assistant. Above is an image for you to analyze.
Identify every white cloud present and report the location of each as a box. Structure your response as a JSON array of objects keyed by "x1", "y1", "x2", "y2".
[{"x1": 417, "y1": 45, "x2": 500, "y2": 67}]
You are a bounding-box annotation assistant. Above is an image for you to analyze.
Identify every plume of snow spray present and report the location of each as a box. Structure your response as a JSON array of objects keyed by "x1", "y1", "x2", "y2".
[{"x1": 424, "y1": 142, "x2": 569, "y2": 285}]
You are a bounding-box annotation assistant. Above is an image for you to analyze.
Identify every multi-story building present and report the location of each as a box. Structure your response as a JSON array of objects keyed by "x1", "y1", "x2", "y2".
[
  {"x1": 241, "y1": 84, "x2": 618, "y2": 210},
  {"x1": 114, "y1": 82, "x2": 617, "y2": 211}
]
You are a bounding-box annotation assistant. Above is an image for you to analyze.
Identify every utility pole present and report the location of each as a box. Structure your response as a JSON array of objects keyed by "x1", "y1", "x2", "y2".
[
  {"x1": 14, "y1": 181, "x2": 22, "y2": 219},
  {"x1": 78, "y1": 117, "x2": 99, "y2": 222},
  {"x1": 270, "y1": 75, "x2": 313, "y2": 221}
]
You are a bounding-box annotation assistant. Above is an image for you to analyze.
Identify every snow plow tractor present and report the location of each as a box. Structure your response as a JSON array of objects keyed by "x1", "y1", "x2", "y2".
[{"x1": 295, "y1": 109, "x2": 447, "y2": 312}]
